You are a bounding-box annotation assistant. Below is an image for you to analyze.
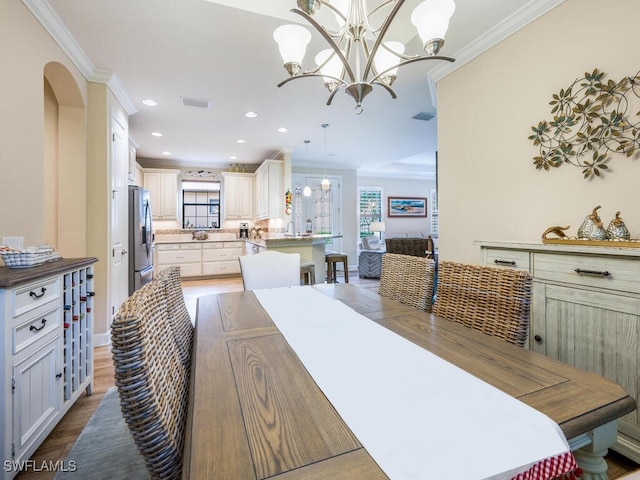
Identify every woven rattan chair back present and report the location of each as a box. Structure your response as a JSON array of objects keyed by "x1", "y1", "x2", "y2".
[
  {"x1": 111, "y1": 280, "x2": 190, "y2": 480},
  {"x1": 432, "y1": 261, "x2": 532, "y2": 347},
  {"x1": 378, "y1": 253, "x2": 436, "y2": 311},
  {"x1": 155, "y1": 266, "x2": 194, "y2": 369}
]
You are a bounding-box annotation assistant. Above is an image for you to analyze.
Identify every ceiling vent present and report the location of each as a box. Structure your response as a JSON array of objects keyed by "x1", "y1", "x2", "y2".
[
  {"x1": 412, "y1": 112, "x2": 437, "y2": 122},
  {"x1": 180, "y1": 97, "x2": 211, "y2": 109}
]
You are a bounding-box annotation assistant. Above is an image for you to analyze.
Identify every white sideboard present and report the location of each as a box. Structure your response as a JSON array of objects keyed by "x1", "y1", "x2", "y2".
[
  {"x1": 478, "y1": 241, "x2": 640, "y2": 463},
  {"x1": 0, "y1": 258, "x2": 97, "y2": 479}
]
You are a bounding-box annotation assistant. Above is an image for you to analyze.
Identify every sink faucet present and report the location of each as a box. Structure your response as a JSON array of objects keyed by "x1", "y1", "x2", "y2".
[{"x1": 286, "y1": 221, "x2": 296, "y2": 236}]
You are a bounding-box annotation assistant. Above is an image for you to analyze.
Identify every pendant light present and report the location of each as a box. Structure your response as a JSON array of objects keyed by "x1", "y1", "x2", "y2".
[
  {"x1": 303, "y1": 140, "x2": 311, "y2": 197},
  {"x1": 321, "y1": 123, "x2": 330, "y2": 191}
]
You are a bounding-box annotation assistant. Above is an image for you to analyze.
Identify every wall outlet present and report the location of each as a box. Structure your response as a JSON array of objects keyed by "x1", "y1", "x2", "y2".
[{"x1": 2, "y1": 237, "x2": 24, "y2": 249}]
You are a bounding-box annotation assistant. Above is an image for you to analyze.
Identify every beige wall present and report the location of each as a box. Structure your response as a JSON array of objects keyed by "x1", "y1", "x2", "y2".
[
  {"x1": 2, "y1": 3, "x2": 128, "y2": 344},
  {"x1": 438, "y1": 0, "x2": 640, "y2": 263},
  {"x1": 0, "y1": 1, "x2": 87, "y2": 246}
]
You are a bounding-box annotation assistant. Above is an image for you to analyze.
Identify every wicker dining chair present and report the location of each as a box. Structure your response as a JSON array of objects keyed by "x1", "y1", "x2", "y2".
[
  {"x1": 111, "y1": 279, "x2": 190, "y2": 480},
  {"x1": 432, "y1": 261, "x2": 532, "y2": 347},
  {"x1": 378, "y1": 253, "x2": 436, "y2": 312},
  {"x1": 155, "y1": 266, "x2": 194, "y2": 369}
]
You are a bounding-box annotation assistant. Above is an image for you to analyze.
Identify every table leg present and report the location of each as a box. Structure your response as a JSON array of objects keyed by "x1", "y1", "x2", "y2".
[{"x1": 571, "y1": 420, "x2": 618, "y2": 480}]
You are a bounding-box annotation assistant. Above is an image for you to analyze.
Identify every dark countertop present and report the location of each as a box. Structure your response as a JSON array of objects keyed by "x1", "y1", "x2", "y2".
[{"x1": 0, "y1": 257, "x2": 98, "y2": 288}]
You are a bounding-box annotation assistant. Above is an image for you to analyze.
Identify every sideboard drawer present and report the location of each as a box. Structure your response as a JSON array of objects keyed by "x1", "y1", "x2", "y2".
[
  {"x1": 483, "y1": 248, "x2": 530, "y2": 271},
  {"x1": 12, "y1": 277, "x2": 60, "y2": 318},
  {"x1": 13, "y1": 307, "x2": 61, "y2": 354},
  {"x1": 533, "y1": 252, "x2": 640, "y2": 294}
]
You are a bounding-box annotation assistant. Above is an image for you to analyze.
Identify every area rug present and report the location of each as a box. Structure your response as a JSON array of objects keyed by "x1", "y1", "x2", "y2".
[{"x1": 54, "y1": 386, "x2": 149, "y2": 479}]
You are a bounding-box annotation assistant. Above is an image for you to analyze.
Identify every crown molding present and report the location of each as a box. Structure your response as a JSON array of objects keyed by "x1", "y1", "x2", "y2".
[
  {"x1": 23, "y1": 0, "x2": 136, "y2": 115},
  {"x1": 430, "y1": 0, "x2": 565, "y2": 82}
]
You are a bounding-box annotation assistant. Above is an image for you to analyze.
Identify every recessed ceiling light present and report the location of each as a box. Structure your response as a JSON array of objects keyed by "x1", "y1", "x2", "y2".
[
  {"x1": 278, "y1": 127, "x2": 288, "y2": 133},
  {"x1": 236, "y1": 139, "x2": 245, "y2": 144},
  {"x1": 162, "y1": 151, "x2": 171, "y2": 155},
  {"x1": 151, "y1": 132, "x2": 163, "y2": 137},
  {"x1": 142, "y1": 99, "x2": 158, "y2": 106},
  {"x1": 245, "y1": 111, "x2": 258, "y2": 118},
  {"x1": 230, "y1": 156, "x2": 238, "y2": 160}
]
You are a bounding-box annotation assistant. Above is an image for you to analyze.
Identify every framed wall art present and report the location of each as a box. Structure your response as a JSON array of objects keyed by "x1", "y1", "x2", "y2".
[{"x1": 387, "y1": 197, "x2": 427, "y2": 217}]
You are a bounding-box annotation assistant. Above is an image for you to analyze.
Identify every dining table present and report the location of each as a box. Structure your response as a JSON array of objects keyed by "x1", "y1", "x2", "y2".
[{"x1": 181, "y1": 283, "x2": 636, "y2": 480}]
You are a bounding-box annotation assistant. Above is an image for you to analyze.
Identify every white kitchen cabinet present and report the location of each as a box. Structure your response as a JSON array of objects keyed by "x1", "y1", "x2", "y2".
[
  {"x1": 222, "y1": 172, "x2": 253, "y2": 220},
  {"x1": 156, "y1": 241, "x2": 245, "y2": 278},
  {"x1": 254, "y1": 159, "x2": 284, "y2": 220},
  {"x1": 202, "y1": 241, "x2": 244, "y2": 276},
  {"x1": 0, "y1": 259, "x2": 96, "y2": 479},
  {"x1": 156, "y1": 243, "x2": 202, "y2": 277},
  {"x1": 478, "y1": 241, "x2": 640, "y2": 462},
  {"x1": 144, "y1": 169, "x2": 179, "y2": 220}
]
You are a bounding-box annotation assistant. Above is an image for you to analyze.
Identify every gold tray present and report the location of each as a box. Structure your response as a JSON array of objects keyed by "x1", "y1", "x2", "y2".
[
  {"x1": 541, "y1": 226, "x2": 640, "y2": 248},
  {"x1": 541, "y1": 237, "x2": 640, "y2": 248}
]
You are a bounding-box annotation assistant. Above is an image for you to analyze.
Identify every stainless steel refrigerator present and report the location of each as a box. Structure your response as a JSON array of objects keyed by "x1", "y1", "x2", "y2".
[{"x1": 129, "y1": 185, "x2": 154, "y2": 295}]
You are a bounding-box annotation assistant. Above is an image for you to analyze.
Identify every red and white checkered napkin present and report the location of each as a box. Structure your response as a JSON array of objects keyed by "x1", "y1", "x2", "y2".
[{"x1": 512, "y1": 451, "x2": 582, "y2": 480}]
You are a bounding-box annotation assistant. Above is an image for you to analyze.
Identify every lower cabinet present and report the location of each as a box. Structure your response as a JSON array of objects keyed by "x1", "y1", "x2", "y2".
[
  {"x1": 0, "y1": 258, "x2": 96, "y2": 480},
  {"x1": 156, "y1": 243, "x2": 202, "y2": 277},
  {"x1": 479, "y1": 241, "x2": 640, "y2": 463},
  {"x1": 202, "y1": 242, "x2": 243, "y2": 276},
  {"x1": 156, "y1": 241, "x2": 245, "y2": 278}
]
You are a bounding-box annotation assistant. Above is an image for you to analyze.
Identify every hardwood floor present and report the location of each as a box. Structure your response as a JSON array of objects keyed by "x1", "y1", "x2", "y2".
[{"x1": 17, "y1": 271, "x2": 639, "y2": 479}]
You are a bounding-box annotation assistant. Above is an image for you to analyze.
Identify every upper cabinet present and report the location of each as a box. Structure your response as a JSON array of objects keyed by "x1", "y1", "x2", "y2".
[
  {"x1": 254, "y1": 159, "x2": 284, "y2": 220},
  {"x1": 222, "y1": 172, "x2": 253, "y2": 220},
  {"x1": 144, "y1": 169, "x2": 180, "y2": 220}
]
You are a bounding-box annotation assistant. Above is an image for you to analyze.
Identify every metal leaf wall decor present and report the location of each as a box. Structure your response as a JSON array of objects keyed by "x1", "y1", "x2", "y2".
[{"x1": 528, "y1": 69, "x2": 640, "y2": 180}]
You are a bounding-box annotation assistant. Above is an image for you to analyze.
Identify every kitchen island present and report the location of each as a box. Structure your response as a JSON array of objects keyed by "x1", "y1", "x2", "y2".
[{"x1": 247, "y1": 233, "x2": 342, "y2": 284}]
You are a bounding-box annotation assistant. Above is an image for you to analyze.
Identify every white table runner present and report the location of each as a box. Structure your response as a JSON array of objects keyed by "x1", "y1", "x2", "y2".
[{"x1": 254, "y1": 286, "x2": 574, "y2": 480}]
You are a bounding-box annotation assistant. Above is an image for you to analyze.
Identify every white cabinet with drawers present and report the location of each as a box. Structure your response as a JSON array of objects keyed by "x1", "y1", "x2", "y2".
[
  {"x1": 0, "y1": 258, "x2": 96, "y2": 479},
  {"x1": 156, "y1": 241, "x2": 245, "y2": 278},
  {"x1": 478, "y1": 241, "x2": 640, "y2": 462},
  {"x1": 156, "y1": 243, "x2": 202, "y2": 277},
  {"x1": 202, "y1": 241, "x2": 244, "y2": 276}
]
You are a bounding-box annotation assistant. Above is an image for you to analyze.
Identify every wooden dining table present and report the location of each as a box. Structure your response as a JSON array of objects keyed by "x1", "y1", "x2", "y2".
[{"x1": 181, "y1": 283, "x2": 636, "y2": 480}]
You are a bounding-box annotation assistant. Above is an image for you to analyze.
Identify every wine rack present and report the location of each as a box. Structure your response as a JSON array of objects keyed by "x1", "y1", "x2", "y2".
[{"x1": 62, "y1": 264, "x2": 94, "y2": 405}]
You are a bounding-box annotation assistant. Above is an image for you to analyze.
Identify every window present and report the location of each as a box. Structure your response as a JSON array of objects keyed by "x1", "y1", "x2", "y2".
[
  {"x1": 182, "y1": 181, "x2": 220, "y2": 229},
  {"x1": 292, "y1": 173, "x2": 342, "y2": 250},
  {"x1": 358, "y1": 187, "x2": 383, "y2": 238}
]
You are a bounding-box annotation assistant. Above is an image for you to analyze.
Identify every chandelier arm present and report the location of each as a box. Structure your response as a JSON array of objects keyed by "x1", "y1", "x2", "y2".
[
  {"x1": 371, "y1": 81, "x2": 398, "y2": 99},
  {"x1": 367, "y1": 0, "x2": 402, "y2": 31},
  {"x1": 319, "y1": 1, "x2": 347, "y2": 30},
  {"x1": 326, "y1": 87, "x2": 343, "y2": 106},
  {"x1": 369, "y1": 55, "x2": 455, "y2": 83},
  {"x1": 277, "y1": 73, "x2": 348, "y2": 89},
  {"x1": 362, "y1": 0, "x2": 407, "y2": 81},
  {"x1": 290, "y1": 8, "x2": 356, "y2": 83}
]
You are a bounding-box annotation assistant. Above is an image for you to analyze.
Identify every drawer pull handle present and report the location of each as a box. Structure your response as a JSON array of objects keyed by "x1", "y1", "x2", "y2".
[
  {"x1": 30, "y1": 319, "x2": 47, "y2": 332},
  {"x1": 575, "y1": 268, "x2": 611, "y2": 277},
  {"x1": 534, "y1": 335, "x2": 543, "y2": 343},
  {"x1": 29, "y1": 287, "x2": 47, "y2": 299},
  {"x1": 56, "y1": 373, "x2": 62, "y2": 378},
  {"x1": 494, "y1": 259, "x2": 516, "y2": 266}
]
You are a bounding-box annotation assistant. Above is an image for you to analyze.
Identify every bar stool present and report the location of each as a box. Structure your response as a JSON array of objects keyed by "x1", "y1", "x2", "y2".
[
  {"x1": 325, "y1": 252, "x2": 349, "y2": 283},
  {"x1": 300, "y1": 259, "x2": 316, "y2": 285}
]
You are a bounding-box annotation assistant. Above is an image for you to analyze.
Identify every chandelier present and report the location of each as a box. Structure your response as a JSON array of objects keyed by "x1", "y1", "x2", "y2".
[{"x1": 273, "y1": 0, "x2": 456, "y2": 114}]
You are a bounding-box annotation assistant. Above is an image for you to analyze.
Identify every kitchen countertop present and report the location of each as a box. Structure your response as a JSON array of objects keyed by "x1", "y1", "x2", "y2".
[
  {"x1": 154, "y1": 233, "x2": 239, "y2": 244},
  {"x1": 246, "y1": 233, "x2": 341, "y2": 248}
]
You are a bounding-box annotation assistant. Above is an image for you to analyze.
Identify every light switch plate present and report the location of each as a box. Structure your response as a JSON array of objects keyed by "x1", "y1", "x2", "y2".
[{"x1": 2, "y1": 236, "x2": 24, "y2": 249}]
